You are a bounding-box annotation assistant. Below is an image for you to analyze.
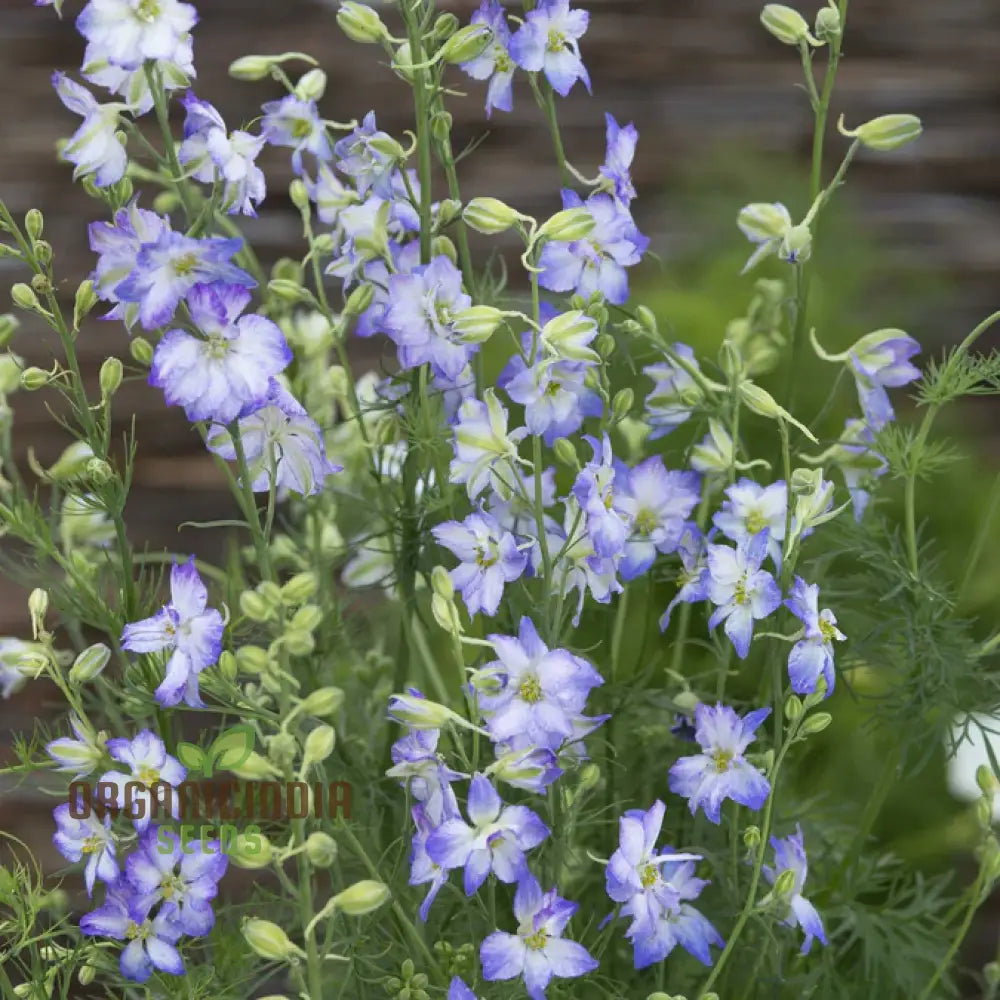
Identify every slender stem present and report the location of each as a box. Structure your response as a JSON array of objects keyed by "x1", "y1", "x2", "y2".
[
  {"x1": 144, "y1": 63, "x2": 196, "y2": 222},
  {"x1": 532, "y1": 76, "x2": 570, "y2": 184}
]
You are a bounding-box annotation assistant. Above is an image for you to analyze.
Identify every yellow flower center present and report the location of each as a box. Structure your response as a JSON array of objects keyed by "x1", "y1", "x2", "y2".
[
  {"x1": 525, "y1": 928, "x2": 549, "y2": 951},
  {"x1": 476, "y1": 548, "x2": 497, "y2": 569},
  {"x1": 546, "y1": 29, "x2": 566, "y2": 52},
  {"x1": 712, "y1": 750, "x2": 733, "y2": 773},
  {"x1": 745, "y1": 510, "x2": 768, "y2": 535},
  {"x1": 136, "y1": 0, "x2": 160, "y2": 22},
  {"x1": 635, "y1": 508, "x2": 658, "y2": 535},
  {"x1": 734, "y1": 579, "x2": 748, "y2": 605},
  {"x1": 819, "y1": 618, "x2": 838, "y2": 642},
  {"x1": 640, "y1": 863, "x2": 659, "y2": 889},
  {"x1": 160, "y1": 875, "x2": 184, "y2": 901},
  {"x1": 81, "y1": 835, "x2": 102, "y2": 855},
  {"x1": 291, "y1": 118, "x2": 312, "y2": 140},
  {"x1": 519, "y1": 675, "x2": 543, "y2": 705},
  {"x1": 137, "y1": 765, "x2": 160, "y2": 786},
  {"x1": 206, "y1": 333, "x2": 231, "y2": 360},
  {"x1": 173, "y1": 252, "x2": 199, "y2": 277}
]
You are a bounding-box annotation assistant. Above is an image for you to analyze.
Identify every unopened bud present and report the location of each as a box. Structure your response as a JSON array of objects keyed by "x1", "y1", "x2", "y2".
[
  {"x1": 799, "y1": 711, "x2": 832, "y2": 736},
  {"x1": 611, "y1": 387, "x2": 634, "y2": 421},
  {"x1": 0, "y1": 313, "x2": 19, "y2": 347},
  {"x1": 152, "y1": 190, "x2": 181, "y2": 214},
  {"x1": 228, "y1": 55, "x2": 279, "y2": 81},
  {"x1": 28, "y1": 589, "x2": 48, "y2": 637},
  {"x1": 815, "y1": 5, "x2": 841, "y2": 41},
  {"x1": 785, "y1": 694, "x2": 803, "y2": 720},
  {"x1": 388, "y1": 691, "x2": 456, "y2": 729},
  {"x1": 743, "y1": 825, "x2": 762, "y2": 849},
  {"x1": 99, "y1": 357, "x2": 123, "y2": 398},
  {"x1": 289, "y1": 178, "x2": 310, "y2": 212},
  {"x1": 344, "y1": 282, "x2": 375, "y2": 317},
  {"x1": 431, "y1": 565, "x2": 455, "y2": 600},
  {"x1": 336, "y1": 2, "x2": 388, "y2": 44},
  {"x1": 431, "y1": 234, "x2": 458, "y2": 265},
  {"x1": 281, "y1": 572, "x2": 317, "y2": 604},
  {"x1": 305, "y1": 831, "x2": 339, "y2": 868},
  {"x1": 537, "y1": 207, "x2": 595, "y2": 244},
  {"x1": 844, "y1": 114, "x2": 922, "y2": 153},
  {"x1": 68, "y1": 642, "x2": 112, "y2": 683},
  {"x1": 552, "y1": 437, "x2": 579, "y2": 468},
  {"x1": 77, "y1": 966, "x2": 96, "y2": 987},
  {"x1": 20, "y1": 366, "x2": 50, "y2": 391},
  {"x1": 977, "y1": 764, "x2": 998, "y2": 798},
  {"x1": 240, "y1": 590, "x2": 273, "y2": 622},
  {"x1": 283, "y1": 629, "x2": 315, "y2": 657},
  {"x1": 228, "y1": 831, "x2": 273, "y2": 869},
  {"x1": 760, "y1": 4, "x2": 817, "y2": 46},
  {"x1": 985, "y1": 962, "x2": 1000, "y2": 986},
  {"x1": 432, "y1": 11, "x2": 460, "y2": 40},
  {"x1": 294, "y1": 68, "x2": 327, "y2": 102},
  {"x1": 73, "y1": 280, "x2": 98, "y2": 329},
  {"x1": 33, "y1": 240, "x2": 53, "y2": 266},
  {"x1": 431, "y1": 111, "x2": 454, "y2": 144},
  {"x1": 31, "y1": 274, "x2": 52, "y2": 296},
  {"x1": 11, "y1": 283, "x2": 41, "y2": 312},
  {"x1": 130, "y1": 336, "x2": 154, "y2": 366},
  {"x1": 463, "y1": 197, "x2": 521, "y2": 235},
  {"x1": 242, "y1": 918, "x2": 305, "y2": 961},
  {"x1": 231, "y1": 750, "x2": 281, "y2": 780},
  {"x1": 236, "y1": 645, "x2": 271, "y2": 674},
  {"x1": 303, "y1": 724, "x2": 336, "y2": 765},
  {"x1": 332, "y1": 879, "x2": 390, "y2": 916},
  {"x1": 218, "y1": 650, "x2": 238, "y2": 682},
  {"x1": 301, "y1": 686, "x2": 345, "y2": 717},
  {"x1": 24, "y1": 209, "x2": 44, "y2": 242},
  {"x1": 268, "y1": 278, "x2": 310, "y2": 303},
  {"x1": 977, "y1": 797, "x2": 994, "y2": 829},
  {"x1": 596, "y1": 332, "x2": 616, "y2": 359},
  {"x1": 453, "y1": 305, "x2": 504, "y2": 344},
  {"x1": 439, "y1": 24, "x2": 491, "y2": 64},
  {"x1": 431, "y1": 593, "x2": 463, "y2": 636},
  {"x1": 635, "y1": 305, "x2": 658, "y2": 335}
]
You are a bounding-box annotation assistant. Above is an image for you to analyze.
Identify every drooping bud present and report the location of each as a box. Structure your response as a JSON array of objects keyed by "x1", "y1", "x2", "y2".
[
  {"x1": 336, "y1": 3, "x2": 389, "y2": 44},
  {"x1": 452, "y1": 305, "x2": 504, "y2": 344},
  {"x1": 242, "y1": 918, "x2": 306, "y2": 961},
  {"x1": 439, "y1": 24, "x2": 491, "y2": 65},
  {"x1": 331, "y1": 879, "x2": 390, "y2": 916},
  {"x1": 294, "y1": 68, "x2": 327, "y2": 102},
  {"x1": 850, "y1": 114, "x2": 923, "y2": 152},
  {"x1": 739, "y1": 381, "x2": 818, "y2": 442},
  {"x1": 68, "y1": 643, "x2": 111, "y2": 684},
  {"x1": 28, "y1": 589, "x2": 48, "y2": 638},
  {"x1": 301, "y1": 686, "x2": 345, "y2": 717},
  {"x1": 463, "y1": 197, "x2": 522, "y2": 235},
  {"x1": 73, "y1": 280, "x2": 98, "y2": 329},
  {"x1": 99, "y1": 357, "x2": 123, "y2": 398},
  {"x1": 536, "y1": 207, "x2": 595, "y2": 244},
  {"x1": 760, "y1": 4, "x2": 818, "y2": 46},
  {"x1": 344, "y1": 282, "x2": 375, "y2": 317}
]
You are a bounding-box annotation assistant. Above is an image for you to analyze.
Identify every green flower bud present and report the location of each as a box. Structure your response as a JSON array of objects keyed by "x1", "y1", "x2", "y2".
[
  {"x1": 977, "y1": 764, "x2": 998, "y2": 798},
  {"x1": 760, "y1": 4, "x2": 817, "y2": 46},
  {"x1": 85, "y1": 457, "x2": 114, "y2": 486},
  {"x1": 130, "y1": 336, "x2": 154, "y2": 366},
  {"x1": 31, "y1": 273, "x2": 53, "y2": 296},
  {"x1": 452, "y1": 305, "x2": 504, "y2": 344},
  {"x1": 388, "y1": 692, "x2": 457, "y2": 729},
  {"x1": 77, "y1": 966, "x2": 96, "y2": 987},
  {"x1": 236, "y1": 645, "x2": 271, "y2": 674},
  {"x1": 69, "y1": 643, "x2": 111, "y2": 683},
  {"x1": 0, "y1": 313, "x2": 19, "y2": 347},
  {"x1": 367, "y1": 135, "x2": 406, "y2": 161},
  {"x1": 463, "y1": 197, "x2": 522, "y2": 235},
  {"x1": 0, "y1": 353, "x2": 21, "y2": 394},
  {"x1": 73, "y1": 279, "x2": 98, "y2": 329},
  {"x1": 218, "y1": 649, "x2": 238, "y2": 682},
  {"x1": 294, "y1": 68, "x2": 327, "y2": 102},
  {"x1": 242, "y1": 917, "x2": 306, "y2": 961},
  {"x1": 332, "y1": 879, "x2": 390, "y2": 916},
  {"x1": 283, "y1": 629, "x2": 316, "y2": 657},
  {"x1": 739, "y1": 381, "x2": 818, "y2": 442},
  {"x1": 11, "y1": 283, "x2": 41, "y2": 312},
  {"x1": 268, "y1": 278, "x2": 311, "y2": 303},
  {"x1": 743, "y1": 825, "x2": 762, "y2": 849},
  {"x1": 596, "y1": 332, "x2": 616, "y2": 359},
  {"x1": 228, "y1": 55, "x2": 280, "y2": 80},
  {"x1": 267, "y1": 731, "x2": 299, "y2": 770},
  {"x1": 301, "y1": 686, "x2": 345, "y2": 717},
  {"x1": 815, "y1": 5, "x2": 841, "y2": 41},
  {"x1": 230, "y1": 750, "x2": 281, "y2": 780},
  {"x1": 303, "y1": 724, "x2": 336, "y2": 765},
  {"x1": 431, "y1": 235, "x2": 458, "y2": 265},
  {"x1": 985, "y1": 962, "x2": 1000, "y2": 986},
  {"x1": 305, "y1": 831, "x2": 338, "y2": 867},
  {"x1": 24, "y1": 209, "x2": 44, "y2": 242},
  {"x1": 152, "y1": 190, "x2": 181, "y2": 214},
  {"x1": 552, "y1": 437, "x2": 579, "y2": 469},
  {"x1": 432, "y1": 11, "x2": 460, "y2": 40},
  {"x1": 785, "y1": 694, "x2": 803, "y2": 720},
  {"x1": 271, "y1": 257, "x2": 304, "y2": 284},
  {"x1": 228, "y1": 831, "x2": 274, "y2": 869},
  {"x1": 99, "y1": 357, "x2": 123, "y2": 398},
  {"x1": 290, "y1": 603, "x2": 323, "y2": 632},
  {"x1": 431, "y1": 565, "x2": 454, "y2": 600},
  {"x1": 28, "y1": 588, "x2": 48, "y2": 637},
  {"x1": 799, "y1": 711, "x2": 832, "y2": 736},
  {"x1": 431, "y1": 593, "x2": 463, "y2": 636},
  {"x1": 336, "y1": 3, "x2": 389, "y2": 44},
  {"x1": 240, "y1": 590, "x2": 273, "y2": 622},
  {"x1": 20, "y1": 366, "x2": 49, "y2": 391},
  {"x1": 344, "y1": 282, "x2": 375, "y2": 316},
  {"x1": 281, "y1": 571, "x2": 318, "y2": 605},
  {"x1": 537, "y1": 207, "x2": 595, "y2": 244},
  {"x1": 611, "y1": 387, "x2": 634, "y2": 421},
  {"x1": 33, "y1": 240, "x2": 53, "y2": 266},
  {"x1": 430, "y1": 111, "x2": 454, "y2": 144},
  {"x1": 439, "y1": 24, "x2": 491, "y2": 65},
  {"x1": 289, "y1": 178, "x2": 311, "y2": 212},
  {"x1": 852, "y1": 113, "x2": 923, "y2": 152}
]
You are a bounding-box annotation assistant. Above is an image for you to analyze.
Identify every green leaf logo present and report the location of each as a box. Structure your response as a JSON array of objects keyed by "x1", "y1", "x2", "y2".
[
  {"x1": 176, "y1": 725, "x2": 256, "y2": 777},
  {"x1": 176, "y1": 742, "x2": 208, "y2": 773}
]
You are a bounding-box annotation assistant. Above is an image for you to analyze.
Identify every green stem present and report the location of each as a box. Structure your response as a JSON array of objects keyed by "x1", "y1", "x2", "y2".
[
  {"x1": 144, "y1": 63, "x2": 196, "y2": 222},
  {"x1": 532, "y1": 76, "x2": 570, "y2": 184}
]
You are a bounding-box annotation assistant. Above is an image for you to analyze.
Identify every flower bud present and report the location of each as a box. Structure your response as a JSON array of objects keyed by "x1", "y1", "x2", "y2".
[
  {"x1": 283, "y1": 629, "x2": 316, "y2": 657},
  {"x1": 28, "y1": 588, "x2": 48, "y2": 637},
  {"x1": 596, "y1": 332, "x2": 616, "y2": 359},
  {"x1": 760, "y1": 4, "x2": 817, "y2": 45},
  {"x1": 289, "y1": 178, "x2": 310, "y2": 212},
  {"x1": 367, "y1": 135, "x2": 406, "y2": 161},
  {"x1": 305, "y1": 831, "x2": 339, "y2": 868},
  {"x1": 536, "y1": 207, "x2": 595, "y2": 244},
  {"x1": 431, "y1": 565, "x2": 454, "y2": 600},
  {"x1": 452, "y1": 305, "x2": 504, "y2": 344},
  {"x1": 31, "y1": 273, "x2": 52, "y2": 297},
  {"x1": 236, "y1": 645, "x2": 271, "y2": 674},
  {"x1": 463, "y1": 197, "x2": 522, "y2": 235},
  {"x1": 737, "y1": 202, "x2": 790, "y2": 243},
  {"x1": 303, "y1": 724, "x2": 336, "y2": 765},
  {"x1": 218, "y1": 650, "x2": 238, "y2": 682},
  {"x1": 611, "y1": 387, "x2": 634, "y2": 421},
  {"x1": 985, "y1": 962, "x2": 1000, "y2": 986},
  {"x1": 281, "y1": 572, "x2": 317, "y2": 605},
  {"x1": 852, "y1": 114, "x2": 923, "y2": 152},
  {"x1": 12, "y1": 283, "x2": 41, "y2": 312},
  {"x1": 130, "y1": 337, "x2": 154, "y2": 366},
  {"x1": 387, "y1": 691, "x2": 456, "y2": 729},
  {"x1": 99, "y1": 357, "x2": 123, "y2": 398},
  {"x1": 0, "y1": 354, "x2": 21, "y2": 394},
  {"x1": 290, "y1": 604, "x2": 323, "y2": 633},
  {"x1": 228, "y1": 831, "x2": 273, "y2": 869},
  {"x1": 20, "y1": 366, "x2": 50, "y2": 390},
  {"x1": 432, "y1": 11, "x2": 460, "y2": 40},
  {"x1": 784, "y1": 694, "x2": 803, "y2": 720},
  {"x1": 228, "y1": 55, "x2": 279, "y2": 80},
  {"x1": 73, "y1": 279, "x2": 98, "y2": 330},
  {"x1": 799, "y1": 711, "x2": 832, "y2": 736},
  {"x1": 331, "y1": 879, "x2": 390, "y2": 916},
  {"x1": 24, "y1": 209, "x2": 44, "y2": 241},
  {"x1": 431, "y1": 111, "x2": 454, "y2": 144},
  {"x1": 977, "y1": 764, "x2": 998, "y2": 798},
  {"x1": 152, "y1": 190, "x2": 181, "y2": 214},
  {"x1": 294, "y1": 68, "x2": 327, "y2": 102},
  {"x1": 268, "y1": 278, "x2": 311, "y2": 304},
  {"x1": 69, "y1": 643, "x2": 111, "y2": 684},
  {"x1": 240, "y1": 590, "x2": 273, "y2": 622},
  {"x1": 231, "y1": 750, "x2": 281, "y2": 780},
  {"x1": 743, "y1": 825, "x2": 762, "y2": 849},
  {"x1": 439, "y1": 24, "x2": 491, "y2": 64},
  {"x1": 301, "y1": 686, "x2": 345, "y2": 717},
  {"x1": 0, "y1": 313, "x2": 19, "y2": 347},
  {"x1": 336, "y1": 3, "x2": 388, "y2": 44},
  {"x1": 739, "y1": 381, "x2": 818, "y2": 442},
  {"x1": 344, "y1": 282, "x2": 375, "y2": 317},
  {"x1": 431, "y1": 593, "x2": 464, "y2": 636},
  {"x1": 78, "y1": 966, "x2": 96, "y2": 987},
  {"x1": 33, "y1": 240, "x2": 53, "y2": 267},
  {"x1": 552, "y1": 437, "x2": 579, "y2": 468},
  {"x1": 815, "y1": 5, "x2": 841, "y2": 41},
  {"x1": 431, "y1": 235, "x2": 458, "y2": 265},
  {"x1": 772, "y1": 867, "x2": 797, "y2": 898},
  {"x1": 242, "y1": 918, "x2": 306, "y2": 961}
]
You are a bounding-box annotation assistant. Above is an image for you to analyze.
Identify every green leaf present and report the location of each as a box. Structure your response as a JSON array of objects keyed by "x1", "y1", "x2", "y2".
[
  {"x1": 175, "y1": 742, "x2": 207, "y2": 774},
  {"x1": 208, "y1": 725, "x2": 256, "y2": 775}
]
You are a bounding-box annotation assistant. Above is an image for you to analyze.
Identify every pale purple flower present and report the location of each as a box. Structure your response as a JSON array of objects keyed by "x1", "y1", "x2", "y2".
[
  {"x1": 490, "y1": 745, "x2": 563, "y2": 793},
  {"x1": 76, "y1": 0, "x2": 196, "y2": 71},
  {"x1": 121, "y1": 557, "x2": 224, "y2": 709},
  {"x1": 785, "y1": 577, "x2": 845, "y2": 696},
  {"x1": 538, "y1": 190, "x2": 648, "y2": 306},
  {"x1": 659, "y1": 525, "x2": 710, "y2": 631},
  {"x1": 572, "y1": 435, "x2": 629, "y2": 559},
  {"x1": 480, "y1": 872, "x2": 598, "y2": 999},
  {"x1": 448, "y1": 979, "x2": 479, "y2": 1000},
  {"x1": 668, "y1": 702, "x2": 771, "y2": 824},
  {"x1": 53, "y1": 800, "x2": 118, "y2": 896},
  {"x1": 307, "y1": 162, "x2": 358, "y2": 226},
  {"x1": 432, "y1": 511, "x2": 528, "y2": 618},
  {"x1": 460, "y1": 1, "x2": 516, "y2": 117},
  {"x1": 713, "y1": 478, "x2": 788, "y2": 570},
  {"x1": 643, "y1": 343, "x2": 703, "y2": 438},
  {"x1": 98, "y1": 730, "x2": 186, "y2": 832},
  {"x1": 763, "y1": 826, "x2": 827, "y2": 954},
  {"x1": 478, "y1": 616, "x2": 603, "y2": 750},
  {"x1": 706, "y1": 531, "x2": 782, "y2": 659},
  {"x1": 46, "y1": 714, "x2": 104, "y2": 779},
  {"x1": 114, "y1": 229, "x2": 255, "y2": 331},
  {"x1": 617, "y1": 459, "x2": 701, "y2": 580},
  {"x1": 81, "y1": 36, "x2": 194, "y2": 115},
  {"x1": 600, "y1": 113, "x2": 638, "y2": 204},
  {"x1": 52, "y1": 72, "x2": 127, "y2": 188},
  {"x1": 80, "y1": 880, "x2": 184, "y2": 983},
  {"x1": 626, "y1": 888, "x2": 723, "y2": 969},
  {"x1": 449, "y1": 392, "x2": 528, "y2": 501},
  {"x1": 409, "y1": 796, "x2": 460, "y2": 921},
  {"x1": 261, "y1": 94, "x2": 332, "y2": 172},
  {"x1": 509, "y1": 0, "x2": 591, "y2": 97},
  {"x1": 835, "y1": 418, "x2": 888, "y2": 520},
  {"x1": 485, "y1": 465, "x2": 558, "y2": 538},
  {"x1": 126, "y1": 827, "x2": 227, "y2": 936},
  {"x1": 848, "y1": 330, "x2": 921, "y2": 430},
  {"x1": 334, "y1": 111, "x2": 397, "y2": 198},
  {"x1": 149, "y1": 283, "x2": 291, "y2": 424},
  {"x1": 387, "y1": 728, "x2": 463, "y2": 819},
  {"x1": 205, "y1": 379, "x2": 342, "y2": 497}
]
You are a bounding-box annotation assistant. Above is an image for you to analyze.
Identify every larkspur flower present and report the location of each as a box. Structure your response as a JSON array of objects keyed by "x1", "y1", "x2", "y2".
[
  {"x1": 449, "y1": 391, "x2": 528, "y2": 501},
  {"x1": 659, "y1": 525, "x2": 711, "y2": 630},
  {"x1": 538, "y1": 190, "x2": 648, "y2": 306},
  {"x1": 572, "y1": 435, "x2": 630, "y2": 559},
  {"x1": 307, "y1": 162, "x2": 358, "y2": 226},
  {"x1": 833, "y1": 418, "x2": 888, "y2": 520},
  {"x1": 177, "y1": 94, "x2": 266, "y2": 216},
  {"x1": 76, "y1": 0, "x2": 196, "y2": 72},
  {"x1": 489, "y1": 745, "x2": 563, "y2": 793},
  {"x1": 713, "y1": 478, "x2": 788, "y2": 570},
  {"x1": 668, "y1": 702, "x2": 771, "y2": 824},
  {"x1": 706, "y1": 531, "x2": 782, "y2": 658},
  {"x1": 387, "y1": 728, "x2": 464, "y2": 817},
  {"x1": 88, "y1": 199, "x2": 171, "y2": 328},
  {"x1": 448, "y1": 978, "x2": 479, "y2": 1000},
  {"x1": 485, "y1": 464, "x2": 558, "y2": 538},
  {"x1": 478, "y1": 616, "x2": 603, "y2": 751},
  {"x1": 99, "y1": 729, "x2": 186, "y2": 832},
  {"x1": 0, "y1": 638, "x2": 33, "y2": 699},
  {"x1": 261, "y1": 94, "x2": 332, "y2": 172},
  {"x1": 46, "y1": 714, "x2": 105, "y2": 778},
  {"x1": 121, "y1": 557, "x2": 224, "y2": 708},
  {"x1": 149, "y1": 283, "x2": 291, "y2": 424},
  {"x1": 80, "y1": 879, "x2": 184, "y2": 982},
  {"x1": 383, "y1": 256, "x2": 476, "y2": 380},
  {"x1": 784, "y1": 577, "x2": 845, "y2": 696},
  {"x1": 432, "y1": 511, "x2": 528, "y2": 618},
  {"x1": 600, "y1": 113, "x2": 639, "y2": 204},
  {"x1": 427, "y1": 774, "x2": 548, "y2": 894},
  {"x1": 625, "y1": 882, "x2": 723, "y2": 969},
  {"x1": 616, "y1": 459, "x2": 701, "y2": 580},
  {"x1": 499, "y1": 344, "x2": 601, "y2": 445},
  {"x1": 52, "y1": 73, "x2": 127, "y2": 188},
  {"x1": 333, "y1": 111, "x2": 397, "y2": 198},
  {"x1": 460, "y1": 0, "x2": 516, "y2": 117},
  {"x1": 737, "y1": 201, "x2": 795, "y2": 273},
  {"x1": 480, "y1": 872, "x2": 598, "y2": 999},
  {"x1": 81, "y1": 36, "x2": 193, "y2": 115},
  {"x1": 53, "y1": 800, "x2": 118, "y2": 895},
  {"x1": 848, "y1": 329, "x2": 921, "y2": 430},
  {"x1": 409, "y1": 794, "x2": 461, "y2": 921},
  {"x1": 510, "y1": 0, "x2": 591, "y2": 97},
  {"x1": 126, "y1": 827, "x2": 227, "y2": 936},
  {"x1": 114, "y1": 229, "x2": 255, "y2": 331},
  {"x1": 205, "y1": 379, "x2": 342, "y2": 497},
  {"x1": 763, "y1": 826, "x2": 827, "y2": 954},
  {"x1": 644, "y1": 344, "x2": 705, "y2": 439}
]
